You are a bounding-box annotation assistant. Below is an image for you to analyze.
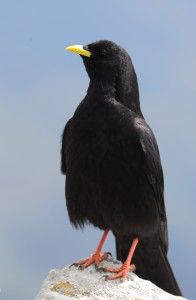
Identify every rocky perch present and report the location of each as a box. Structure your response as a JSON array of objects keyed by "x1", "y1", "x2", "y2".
[{"x1": 35, "y1": 258, "x2": 187, "y2": 300}]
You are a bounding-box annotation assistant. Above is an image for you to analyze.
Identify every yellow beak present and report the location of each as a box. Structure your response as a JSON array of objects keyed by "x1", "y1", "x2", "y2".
[{"x1": 65, "y1": 45, "x2": 91, "y2": 57}]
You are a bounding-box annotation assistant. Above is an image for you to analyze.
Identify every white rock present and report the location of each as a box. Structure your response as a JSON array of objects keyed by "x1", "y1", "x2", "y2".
[{"x1": 35, "y1": 258, "x2": 187, "y2": 300}]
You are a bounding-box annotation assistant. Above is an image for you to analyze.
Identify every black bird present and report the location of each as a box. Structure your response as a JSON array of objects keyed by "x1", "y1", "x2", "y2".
[{"x1": 61, "y1": 40, "x2": 182, "y2": 296}]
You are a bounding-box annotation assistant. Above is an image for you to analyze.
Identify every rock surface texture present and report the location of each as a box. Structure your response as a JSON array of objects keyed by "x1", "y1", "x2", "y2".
[{"x1": 35, "y1": 258, "x2": 187, "y2": 300}]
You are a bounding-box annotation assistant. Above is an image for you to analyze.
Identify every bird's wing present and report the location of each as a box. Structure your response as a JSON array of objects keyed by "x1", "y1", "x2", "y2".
[
  {"x1": 134, "y1": 117, "x2": 168, "y2": 252},
  {"x1": 61, "y1": 118, "x2": 72, "y2": 174}
]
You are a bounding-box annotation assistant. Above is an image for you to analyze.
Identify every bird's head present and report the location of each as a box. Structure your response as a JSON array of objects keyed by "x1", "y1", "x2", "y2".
[
  {"x1": 66, "y1": 40, "x2": 132, "y2": 84},
  {"x1": 65, "y1": 40, "x2": 141, "y2": 114}
]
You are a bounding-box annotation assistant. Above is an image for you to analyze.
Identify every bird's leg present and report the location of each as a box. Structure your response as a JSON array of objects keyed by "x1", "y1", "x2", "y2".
[
  {"x1": 70, "y1": 230, "x2": 109, "y2": 269},
  {"x1": 104, "y1": 237, "x2": 139, "y2": 280}
]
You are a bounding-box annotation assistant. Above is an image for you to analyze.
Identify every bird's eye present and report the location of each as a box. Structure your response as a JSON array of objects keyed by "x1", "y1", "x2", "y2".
[{"x1": 100, "y1": 49, "x2": 107, "y2": 56}]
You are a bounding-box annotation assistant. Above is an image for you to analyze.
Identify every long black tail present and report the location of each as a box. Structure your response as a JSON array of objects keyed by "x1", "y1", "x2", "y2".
[{"x1": 116, "y1": 237, "x2": 182, "y2": 296}]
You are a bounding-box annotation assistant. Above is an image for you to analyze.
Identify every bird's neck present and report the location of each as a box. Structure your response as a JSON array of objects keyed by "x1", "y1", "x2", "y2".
[
  {"x1": 115, "y1": 67, "x2": 143, "y2": 117},
  {"x1": 87, "y1": 73, "x2": 143, "y2": 117},
  {"x1": 88, "y1": 80, "x2": 116, "y2": 99}
]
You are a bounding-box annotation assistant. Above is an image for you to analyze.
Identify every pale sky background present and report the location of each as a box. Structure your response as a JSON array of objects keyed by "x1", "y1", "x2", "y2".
[{"x1": 0, "y1": 1, "x2": 196, "y2": 299}]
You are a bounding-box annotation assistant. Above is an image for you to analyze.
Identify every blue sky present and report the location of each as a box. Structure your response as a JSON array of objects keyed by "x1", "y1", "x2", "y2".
[{"x1": 0, "y1": 1, "x2": 195, "y2": 299}]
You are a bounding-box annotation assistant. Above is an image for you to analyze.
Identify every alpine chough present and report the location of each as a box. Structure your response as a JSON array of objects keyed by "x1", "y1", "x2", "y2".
[{"x1": 61, "y1": 40, "x2": 182, "y2": 296}]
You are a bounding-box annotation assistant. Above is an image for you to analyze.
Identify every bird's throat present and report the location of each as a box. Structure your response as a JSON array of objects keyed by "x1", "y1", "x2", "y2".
[{"x1": 88, "y1": 80, "x2": 116, "y2": 99}]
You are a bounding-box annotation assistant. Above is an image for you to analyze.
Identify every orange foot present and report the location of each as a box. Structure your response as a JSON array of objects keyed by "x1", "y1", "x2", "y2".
[
  {"x1": 70, "y1": 230, "x2": 110, "y2": 270},
  {"x1": 70, "y1": 251, "x2": 109, "y2": 269},
  {"x1": 98, "y1": 237, "x2": 139, "y2": 281},
  {"x1": 102, "y1": 263, "x2": 136, "y2": 280}
]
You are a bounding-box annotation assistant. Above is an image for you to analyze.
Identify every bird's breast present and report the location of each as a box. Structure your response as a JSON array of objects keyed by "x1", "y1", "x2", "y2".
[{"x1": 65, "y1": 100, "x2": 159, "y2": 236}]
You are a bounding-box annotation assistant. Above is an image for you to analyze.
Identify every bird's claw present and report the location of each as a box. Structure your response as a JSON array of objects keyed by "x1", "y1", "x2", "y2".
[
  {"x1": 94, "y1": 263, "x2": 99, "y2": 270},
  {"x1": 69, "y1": 263, "x2": 85, "y2": 270},
  {"x1": 105, "y1": 252, "x2": 113, "y2": 262},
  {"x1": 96, "y1": 267, "x2": 106, "y2": 273},
  {"x1": 69, "y1": 263, "x2": 77, "y2": 269},
  {"x1": 102, "y1": 275, "x2": 109, "y2": 281}
]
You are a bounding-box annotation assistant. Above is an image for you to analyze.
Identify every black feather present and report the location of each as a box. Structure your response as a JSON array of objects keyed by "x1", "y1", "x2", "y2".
[{"x1": 61, "y1": 40, "x2": 182, "y2": 296}]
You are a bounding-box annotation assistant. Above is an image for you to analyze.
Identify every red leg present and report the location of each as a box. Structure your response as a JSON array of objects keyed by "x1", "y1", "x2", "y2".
[
  {"x1": 105, "y1": 237, "x2": 139, "y2": 280},
  {"x1": 71, "y1": 230, "x2": 109, "y2": 269}
]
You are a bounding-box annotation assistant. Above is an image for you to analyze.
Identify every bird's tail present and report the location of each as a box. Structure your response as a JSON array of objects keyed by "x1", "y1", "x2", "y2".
[{"x1": 116, "y1": 238, "x2": 182, "y2": 296}]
